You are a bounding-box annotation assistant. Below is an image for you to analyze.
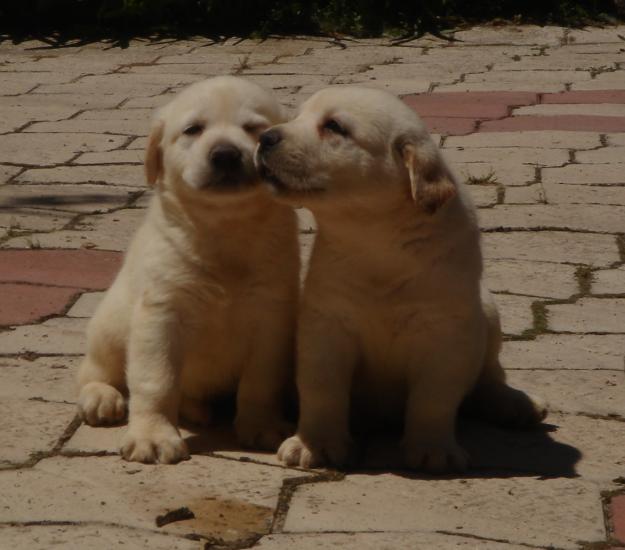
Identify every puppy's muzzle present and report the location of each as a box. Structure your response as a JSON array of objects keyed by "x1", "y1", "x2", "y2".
[{"x1": 258, "y1": 129, "x2": 283, "y2": 154}]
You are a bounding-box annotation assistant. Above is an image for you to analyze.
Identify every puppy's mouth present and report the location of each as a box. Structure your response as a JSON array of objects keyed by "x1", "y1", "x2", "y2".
[
  {"x1": 258, "y1": 162, "x2": 289, "y2": 193},
  {"x1": 207, "y1": 168, "x2": 257, "y2": 191},
  {"x1": 256, "y1": 154, "x2": 324, "y2": 197}
]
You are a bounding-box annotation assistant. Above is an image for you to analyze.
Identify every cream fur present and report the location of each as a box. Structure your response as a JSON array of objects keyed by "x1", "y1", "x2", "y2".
[
  {"x1": 256, "y1": 86, "x2": 547, "y2": 473},
  {"x1": 77, "y1": 77, "x2": 299, "y2": 464}
]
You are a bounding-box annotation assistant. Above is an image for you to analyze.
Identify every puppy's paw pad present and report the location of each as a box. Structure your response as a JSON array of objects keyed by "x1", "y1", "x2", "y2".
[
  {"x1": 121, "y1": 430, "x2": 189, "y2": 464},
  {"x1": 404, "y1": 440, "x2": 468, "y2": 473},
  {"x1": 78, "y1": 382, "x2": 126, "y2": 426}
]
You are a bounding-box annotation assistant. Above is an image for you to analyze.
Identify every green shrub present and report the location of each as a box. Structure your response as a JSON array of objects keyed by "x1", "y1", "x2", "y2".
[{"x1": 0, "y1": 0, "x2": 621, "y2": 43}]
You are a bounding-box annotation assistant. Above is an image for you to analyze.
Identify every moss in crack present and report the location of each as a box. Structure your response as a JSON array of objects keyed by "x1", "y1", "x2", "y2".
[
  {"x1": 616, "y1": 234, "x2": 625, "y2": 263},
  {"x1": 466, "y1": 172, "x2": 498, "y2": 186},
  {"x1": 532, "y1": 302, "x2": 549, "y2": 335},
  {"x1": 575, "y1": 265, "x2": 594, "y2": 296}
]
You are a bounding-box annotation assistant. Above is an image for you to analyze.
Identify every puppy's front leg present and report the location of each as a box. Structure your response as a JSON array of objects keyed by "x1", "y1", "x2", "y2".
[
  {"x1": 278, "y1": 311, "x2": 357, "y2": 468},
  {"x1": 120, "y1": 301, "x2": 189, "y2": 464}
]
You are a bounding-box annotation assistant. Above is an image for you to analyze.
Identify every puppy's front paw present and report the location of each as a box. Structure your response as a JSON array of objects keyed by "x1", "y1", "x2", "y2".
[
  {"x1": 277, "y1": 433, "x2": 353, "y2": 469},
  {"x1": 403, "y1": 438, "x2": 469, "y2": 473},
  {"x1": 121, "y1": 422, "x2": 189, "y2": 464},
  {"x1": 235, "y1": 415, "x2": 294, "y2": 452},
  {"x1": 78, "y1": 382, "x2": 126, "y2": 426}
]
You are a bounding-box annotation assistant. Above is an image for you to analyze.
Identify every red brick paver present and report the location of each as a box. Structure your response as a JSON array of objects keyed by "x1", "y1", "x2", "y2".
[
  {"x1": 480, "y1": 115, "x2": 625, "y2": 133},
  {"x1": 610, "y1": 494, "x2": 625, "y2": 543},
  {"x1": 402, "y1": 89, "x2": 625, "y2": 135},
  {"x1": 0, "y1": 283, "x2": 79, "y2": 326},
  {"x1": 0, "y1": 250, "x2": 121, "y2": 289}
]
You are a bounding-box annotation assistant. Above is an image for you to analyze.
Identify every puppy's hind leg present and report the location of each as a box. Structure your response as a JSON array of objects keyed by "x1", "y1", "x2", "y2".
[
  {"x1": 463, "y1": 289, "x2": 548, "y2": 428},
  {"x1": 235, "y1": 312, "x2": 295, "y2": 452},
  {"x1": 403, "y1": 342, "x2": 475, "y2": 473},
  {"x1": 77, "y1": 293, "x2": 128, "y2": 426}
]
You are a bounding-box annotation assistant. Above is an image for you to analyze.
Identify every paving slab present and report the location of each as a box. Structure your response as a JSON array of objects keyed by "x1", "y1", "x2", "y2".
[
  {"x1": 0, "y1": 525, "x2": 200, "y2": 550},
  {"x1": 573, "y1": 71, "x2": 625, "y2": 90},
  {"x1": 445, "y1": 131, "x2": 601, "y2": 149},
  {"x1": 543, "y1": 164, "x2": 625, "y2": 185},
  {"x1": 442, "y1": 147, "x2": 568, "y2": 166},
  {"x1": 607, "y1": 133, "x2": 625, "y2": 145},
  {"x1": 0, "y1": 355, "x2": 79, "y2": 403},
  {"x1": 256, "y1": 532, "x2": 540, "y2": 549},
  {"x1": 543, "y1": 183, "x2": 625, "y2": 206},
  {"x1": 504, "y1": 184, "x2": 544, "y2": 204},
  {"x1": 66, "y1": 291, "x2": 105, "y2": 318},
  {"x1": 0, "y1": 399, "x2": 76, "y2": 467},
  {"x1": 0, "y1": 133, "x2": 127, "y2": 165},
  {"x1": 0, "y1": 317, "x2": 88, "y2": 355},
  {"x1": 0, "y1": 455, "x2": 306, "y2": 541},
  {"x1": 576, "y1": 146, "x2": 625, "y2": 164},
  {"x1": 466, "y1": 185, "x2": 498, "y2": 208},
  {"x1": 478, "y1": 204, "x2": 625, "y2": 233},
  {"x1": 501, "y1": 334, "x2": 625, "y2": 371},
  {"x1": 16, "y1": 165, "x2": 144, "y2": 187},
  {"x1": 481, "y1": 231, "x2": 620, "y2": 266},
  {"x1": 484, "y1": 259, "x2": 577, "y2": 299},
  {"x1": 2, "y1": 208, "x2": 144, "y2": 250},
  {"x1": 490, "y1": 294, "x2": 535, "y2": 335},
  {"x1": 547, "y1": 298, "x2": 625, "y2": 333},
  {"x1": 283, "y1": 474, "x2": 604, "y2": 549},
  {"x1": 593, "y1": 265, "x2": 625, "y2": 295},
  {"x1": 0, "y1": 208, "x2": 75, "y2": 233},
  {"x1": 507, "y1": 368, "x2": 625, "y2": 418}
]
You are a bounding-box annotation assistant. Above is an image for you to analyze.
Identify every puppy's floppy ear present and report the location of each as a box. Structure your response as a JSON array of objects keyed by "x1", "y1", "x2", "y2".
[
  {"x1": 399, "y1": 138, "x2": 456, "y2": 213},
  {"x1": 145, "y1": 118, "x2": 165, "y2": 187}
]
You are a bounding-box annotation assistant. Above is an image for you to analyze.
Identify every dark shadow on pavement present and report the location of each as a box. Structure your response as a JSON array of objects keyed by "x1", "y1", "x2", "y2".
[{"x1": 182, "y1": 417, "x2": 582, "y2": 480}]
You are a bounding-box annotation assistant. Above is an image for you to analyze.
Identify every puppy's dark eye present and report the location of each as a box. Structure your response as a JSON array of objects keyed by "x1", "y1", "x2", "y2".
[
  {"x1": 323, "y1": 118, "x2": 349, "y2": 137},
  {"x1": 243, "y1": 122, "x2": 267, "y2": 134},
  {"x1": 183, "y1": 124, "x2": 204, "y2": 136}
]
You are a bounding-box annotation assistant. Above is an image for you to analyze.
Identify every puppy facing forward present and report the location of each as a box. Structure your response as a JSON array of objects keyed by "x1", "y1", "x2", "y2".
[
  {"x1": 77, "y1": 76, "x2": 300, "y2": 464},
  {"x1": 255, "y1": 86, "x2": 547, "y2": 473}
]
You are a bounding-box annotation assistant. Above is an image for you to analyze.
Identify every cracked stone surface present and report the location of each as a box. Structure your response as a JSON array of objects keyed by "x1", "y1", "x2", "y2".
[{"x1": 2, "y1": 25, "x2": 625, "y2": 549}]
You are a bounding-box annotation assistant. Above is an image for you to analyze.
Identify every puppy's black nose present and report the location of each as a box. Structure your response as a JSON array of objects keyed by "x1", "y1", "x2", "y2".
[
  {"x1": 259, "y1": 129, "x2": 283, "y2": 151},
  {"x1": 211, "y1": 144, "x2": 242, "y2": 170}
]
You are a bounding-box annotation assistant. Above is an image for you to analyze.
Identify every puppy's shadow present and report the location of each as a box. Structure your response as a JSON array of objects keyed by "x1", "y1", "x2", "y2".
[
  {"x1": 359, "y1": 419, "x2": 582, "y2": 480},
  {"x1": 183, "y1": 423, "x2": 248, "y2": 455}
]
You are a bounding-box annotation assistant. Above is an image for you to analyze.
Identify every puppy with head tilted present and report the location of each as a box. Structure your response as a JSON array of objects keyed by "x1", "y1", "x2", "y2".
[
  {"x1": 77, "y1": 77, "x2": 299, "y2": 464},
  {"x1": 256, "y1": 86, "x2": 547, "y2": 473}
]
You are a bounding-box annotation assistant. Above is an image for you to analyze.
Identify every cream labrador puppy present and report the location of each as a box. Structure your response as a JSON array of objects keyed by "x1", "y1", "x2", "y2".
[
  {"x1": 77, "y1": 76, "x2": 299, "y2": 464},
  {"x1": 255, "y1": 86, "x2": 547, "y2": 473}
]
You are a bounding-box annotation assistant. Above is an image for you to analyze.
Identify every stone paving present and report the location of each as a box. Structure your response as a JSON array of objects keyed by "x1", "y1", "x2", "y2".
[{"x1": 1, "y1": 25, "x2": 625, "y2": 549}]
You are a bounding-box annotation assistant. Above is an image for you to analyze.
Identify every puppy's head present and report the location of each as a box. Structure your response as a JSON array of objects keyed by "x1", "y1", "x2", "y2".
[
  {"x1": 145, "y1": 76, "x2": 284, "y2": 196},
  {"x1": 255, "y1": 86, "x2": 455, "y2": 213}
]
